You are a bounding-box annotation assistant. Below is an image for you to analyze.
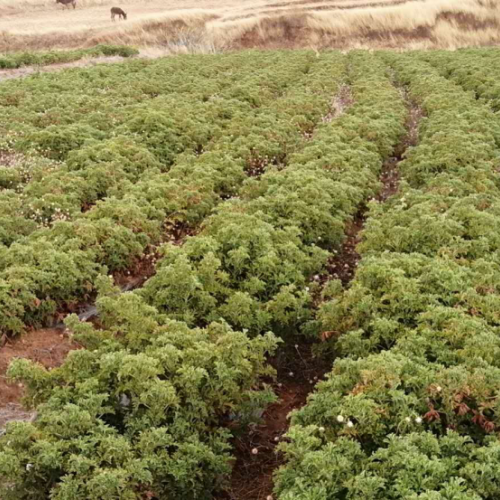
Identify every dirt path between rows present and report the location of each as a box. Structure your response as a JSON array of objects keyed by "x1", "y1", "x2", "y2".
[{"x1": 217, "y1": 84, "x2": 356, "y2": 500}]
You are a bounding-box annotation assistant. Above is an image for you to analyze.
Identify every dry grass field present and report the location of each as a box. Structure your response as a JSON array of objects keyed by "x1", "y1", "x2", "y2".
[{"x1": 0, "y1": 0, "x2": 499, "y2": 56}]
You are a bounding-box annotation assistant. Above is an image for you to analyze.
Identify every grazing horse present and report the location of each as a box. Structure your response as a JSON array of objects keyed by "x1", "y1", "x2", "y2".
[
  {"x1": 56, "y1": 0, "x2": 76, "y2": 9},
  {"x1": 111, "y1": 7, "x2": 127, "y2": 20}
]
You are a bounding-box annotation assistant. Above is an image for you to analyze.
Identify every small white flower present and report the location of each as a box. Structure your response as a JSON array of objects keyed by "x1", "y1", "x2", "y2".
[
  {"x1": 319, "y1": 426, "x2": 325, "y2": 432},
  {"x1": 289, "y1": 371, "x2": 294, "y2": 377},
  {"x1": 337, "y1": 415, "x2": 344, "y2": 423},
  {"x1": 347, "y1": 421, "x2": 354, "y2": 428},
  {"x1": 267, "y1": 496, "x2": 274, "y2": 500},
  {"x1": 119, "y1": 394, "x2": 130, "y2": 407},
  {"x1": 305, "y1": 287, "x2": 310, "y2": 292},
  {"x1": 251, "y1": 447, "x2": 259, "y2": 455},
  {"x1": 415, "y1": 417, "x2": 423, "y2": 424},
  {"x1": 405, "y1": 417, "x2": 411, "y2": 423},
  {"x1": 436, "y1": 386, "x2": 442, "y2": 392},
  {"x1": 26, "y1": 464, "x2": 33, "y2": 471}
]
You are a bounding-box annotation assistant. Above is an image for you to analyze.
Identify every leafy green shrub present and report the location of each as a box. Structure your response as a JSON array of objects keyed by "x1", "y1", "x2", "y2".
[
  {"x1": 276, "y1": 51, "x2": 500, "y2": 499},
  {"x1": 90, "y1": 44, "x2": 139, "y2": 58},
  {"x1": 276, "y1": 429, "x2": 500, "y2": 499},
  {"x1": 141, "y1": 210, "x2": 326, "y2": 333},
  {"x1": 20, "y1": 124, "x2": 105, "y2": 161},
  {"x1": 0, "y1": 282, "x2": 279, "y2": 499}
]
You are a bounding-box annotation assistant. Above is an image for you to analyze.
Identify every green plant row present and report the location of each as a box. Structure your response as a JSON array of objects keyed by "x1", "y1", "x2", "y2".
[
  {"x1": 275, "y1": 53, "x2": 500, "y2": 499},
  {"x1": 418, "y1": 48, "x2": 500, "y2": 112},
  {"x1": 0, "y1": 51, "x2": 326, "y2": 336},
  {"x1": 0, "y1": 51, "x2": 408, "y2": 499},
  {"x1": 140, "y1": 50, "x2": 407, "y2": 337},
  {"x1": 0, "y1": 50, "x2": 309, "y2": 243},
  {"x1": 0, "y1": 52, "x2": 348, "y2": 498},
  {"x1": 0, "y1": 50, "x2": 304, "y2": 165},
  {"x1": 0, "y1": 45, "x2": 139, "y2": 70},
  {"x1": 2, "y1": 289, "x2": 281, "y2": 500}
]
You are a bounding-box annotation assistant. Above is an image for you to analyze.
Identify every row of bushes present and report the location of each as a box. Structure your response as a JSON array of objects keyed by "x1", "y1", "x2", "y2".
[
  {"x1": 0, "y1": 45, "x2": 139, "y2": 70},
  {"x1": 140, "y1": 50, "x2": 408, "y2": 337},
  {"x1": 0, "y1": 51, "x2": 409, "y2": 499},
  {"x1": 421, "y1": 48, "x2": 500, "y2": 112},
  {"x1": 0, "y1": 52, "x2": 351, "y2": 498},
  {"x1": 0, "y1": 51, "x2": 323, "y2": 336},
  {"x1": 275, "y1": 52, "x2": 500, "y2": 498},
  {"x1": 0, "y1": 51, "x2": 306, "y2": 236}
]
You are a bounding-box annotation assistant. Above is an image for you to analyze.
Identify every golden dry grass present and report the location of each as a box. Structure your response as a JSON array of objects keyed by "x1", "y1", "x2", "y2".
[{"x1": 0, "y1": 0, "x2": 499, "y2": 52}]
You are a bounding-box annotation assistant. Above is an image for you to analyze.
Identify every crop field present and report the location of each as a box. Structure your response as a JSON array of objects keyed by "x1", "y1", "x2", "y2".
[
  {"x1": 0, "y1": 0, "x2": 499, "y2": 52},
  {"x1": 1, "y1": 47, "x2": 500, "y2": 499}
]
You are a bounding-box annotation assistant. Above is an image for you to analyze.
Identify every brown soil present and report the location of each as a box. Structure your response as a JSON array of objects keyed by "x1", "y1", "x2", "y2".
[
  {"x1": 377, "y1": 156, "x2": 401, "y2": 202},
  {"x1": 403, "y1": 93, "x2": 423, "y2": 150},
  {"x1": 377, "y1": 88, "x2": 422, "y2": 202},
  {"x1": 0, "y1": 328, "x2": 78, "y2": 430},
  {"x1": 319, "y1": 212, "x2": 365, "y2": 292}
]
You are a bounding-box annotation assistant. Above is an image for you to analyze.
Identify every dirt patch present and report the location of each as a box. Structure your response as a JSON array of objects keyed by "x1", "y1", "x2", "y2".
[
  {"x1": 402, "y1": 92, "x2": 423, "y2": 150},
  {"x1": 0, "y1": 328, "x2": 78, "y2": 431},
  {"x1": 319, "y1": 212, "x2": 366, "y2": 293},
  {"x1": 376, "y1": 156, "x2": 400, "y2": 202}
]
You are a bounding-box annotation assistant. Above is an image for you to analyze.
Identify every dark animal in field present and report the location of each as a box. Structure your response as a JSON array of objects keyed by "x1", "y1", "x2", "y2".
[
  {"x1": 56, "y1": 0, "x2": 76, "y2": 9},
  {"x1": 111, "y1": 7, "x2": 127, "y2": 20}
]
